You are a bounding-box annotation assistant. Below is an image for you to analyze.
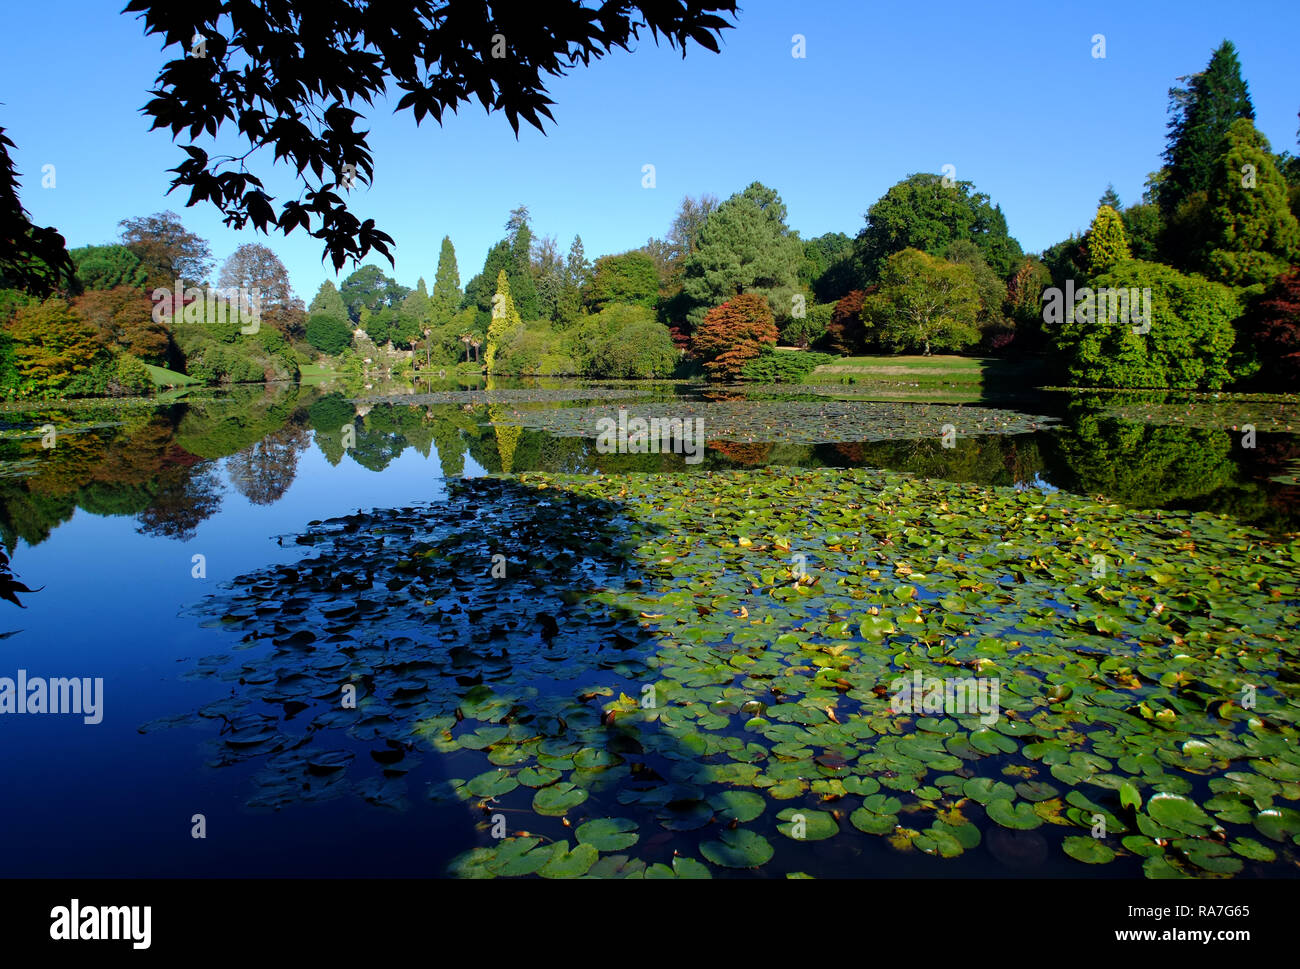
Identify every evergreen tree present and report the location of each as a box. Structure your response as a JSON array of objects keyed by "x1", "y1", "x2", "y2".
[
  {"x1": 309, "y1": 279, "x2": 348, "y2": 319},
  {"x1": 1098, "y1": 184, "x2": 1122, "y2": 210},
  {"x1": 1201, "y1": 119, "x2": 1300, "y2": 287},
  {"x1": 485, "y1": 269, "x2": 522, "y2": 372},
  {"x1": 510, "y1": 219, "x2": 539, "y2": 320},
  {"x1": 1085, "y1": 205, "x2": 1131, "y2": 276},
  {"x1": 1161, "y1": 41, "x2": 1255, "y2": 213},
  {"x1": 558, "y1": 234, "x2": 590, "y2": 325},
  {"x1": 680, "y1": 182, "x2": 805, "y2": 328},
  {"x1": 402, "y1": 277, "x2": 432, "y2": 323},
  {"x1": 430, "y1": 236, "x2": 461, "y2": 325}
]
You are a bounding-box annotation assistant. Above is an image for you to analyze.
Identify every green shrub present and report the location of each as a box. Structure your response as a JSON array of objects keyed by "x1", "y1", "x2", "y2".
[
  {"x1": 780, "y1": 302, "x2": 833, "y2": 348},
  {"x1": 306, "y1": 313, "x2": 353, "y2": 355},
  {"x1": 1054, "y1": 259, "x2": 1240, "y2": 389},
  {"x1": 739, "y1": 346, "x2": 834, "y2": 382}
]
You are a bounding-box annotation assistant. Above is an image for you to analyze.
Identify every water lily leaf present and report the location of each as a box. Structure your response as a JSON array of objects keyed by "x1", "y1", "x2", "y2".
[
  {"x1": 1062, "y1": 836, "x2": 1115, "y2": 864},
  {"x1": 532, "y1": 782, "x2": 588, "y2": 817},
  {"x1": 776, "y1": 808, "x2": 839, "y2": 841},
  {"x1": 986, "y1": 798, "x2": 1043, "y2": 830},
  {"x1": 1146, "y1": 793, "x2": 1211, "y2": 835},
  {"x1": 1253, "y1": 807, "x2": 1300, "y2": 844},
  {"x1": 539, "y1": 841, "x2": 599, "y2": 878},
  {"x1": 700, "y1": 828, "x2": 774, "y2": 869},
  {"x1": 850, "y1": 808, "x2": 898, "y2": 835},
  {"x1": 466, "y1": 769, "x2": 518, "y2": 798},
  {"x1": 708, "y1": 790, "x2": 766, "y2": 823},
  {"x1": 575, "y1": 817, "x2": 639, "y2": 852}
]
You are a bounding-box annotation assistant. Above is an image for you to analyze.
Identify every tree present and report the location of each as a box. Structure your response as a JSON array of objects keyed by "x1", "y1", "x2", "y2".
[
  {"x1": 430, "y1": 236, "x2": 461, "y2": 325},
  {"x1": 1160, "y1": 41, "x2": 1255, "y2": 214},
  {"x1": 1054, "y1": 259, "x2": 1240, "y2": 389},
  {"x1": 680, "y1": 182, "x2": 805, "y2": 328},
  {"x1": 558, "y1": 234, "x2": 591, "y2": 325},
  {"x1": 340, "y1": 264, "x2": 408, "y2": 321},
  {"x1": 485, "y1": 270, "x2": 522, "y2": 372},
  {"x1": 123, "y1": 1, "x2": 737, "y2": 270},
  {"x1": 860, "y1": 248, "x2": 981, "y2": 355},
  {"x1": 308, "y1": 280, "x2": 348, "y2": 319},
  {"x1": 306, "y1": 312, "x2": 353, "y2": 355},
  {"x1": 0, "y1": 125, "x2": 74, "y2": 296},
  {"x1": 218, "y1": 242, "x2": 303, "y2": 333},
  {"x1": 73, "y1": 285, "x2": 171, "y2": 363},
  {"x1": 1098, "y1": 184, "x2": 1122, "y2": 210},
  {"x1": 402, "y1": 277, "x2": 432, "y2": 324},
  {"x1": 1120, "y1": 203, "x2": 1164, "y2": 261},
  {"x1": 590, "y1": 251, "x2": 659, "y2": 310},
  {"x1": 532, "y1": 234, "x2": 564, "y2": 320},
  {"x1": 801, "y1": 232, "x2": 857, "y2": 303},
  {"x1": 943, "y1": 240, "x2": 1008, "y2": 330},
  {"x1": 1200, "y1": 119, "x2": 1300, "y2": 287},
  {"x1": 464, "y1": 239, "x2": 514, "y2": 328},
  {"x1": 119, "y1": 211, "x2": 213, "y2": 289},
  {"x1": 508, "y1": 210, "x2": 540, "y2": 320},
  {"x1": 1084, "y1": 205, "x2": 1131, "y2": 276},
  {"x1": 854, "y1": 173, "x2": 1024, "y2": 281},
  {"x1": 5, "y1": 299, "x2": 105, "y2": 391},
  {"x1": 822, "y1": 289, "x2": 873, "y2": 355},
  {"x1": 1238, "y1": 267, "x2": 1300, "y2": 389},
  {"x1": 691, "y1": 293, "x2": 778, "y2": 379},
  {"x1": 71, "y1": 245, "x2": 149, "y2": 291}
]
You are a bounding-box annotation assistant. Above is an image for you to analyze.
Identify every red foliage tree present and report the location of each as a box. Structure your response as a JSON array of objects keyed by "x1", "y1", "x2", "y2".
[
  {"x1": 691, "y1": 294, "x2": 777, "y2": 380},
  {"x1": 73, "y1": 285, "x2": 171, "y2": 363},
  {"x1": 822, "y1": 287, "x2": 876, "y2": 355},
  {"x1": 1240, "y1": 267, "x2": 1300, "y2": 390}
]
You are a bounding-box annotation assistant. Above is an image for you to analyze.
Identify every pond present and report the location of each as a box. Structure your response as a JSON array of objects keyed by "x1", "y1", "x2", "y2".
[{"x1": 1, "y1": 377, "x2": 1297, "y2": 878}]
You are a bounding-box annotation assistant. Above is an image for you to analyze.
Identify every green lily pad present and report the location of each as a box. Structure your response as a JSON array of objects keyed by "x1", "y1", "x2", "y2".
[
  {"x1": 986, "y1": 798, "x2": 1043, "y2": 830},
  {"x1": 575, "y1": 817, "x2": 639, "y2": 852},
  {"x1": 1062, "y1": 835, "x2": 1116, "y2": 864},
  {"x1": 532, "y1": 782, "x2": 588, "y2": 817},
  {"x1": 776, "y1": 808, "x2": 840, "y2": 841},
  {"x1": 700, "y1": 828, "x2": 775, "y2": 869}
]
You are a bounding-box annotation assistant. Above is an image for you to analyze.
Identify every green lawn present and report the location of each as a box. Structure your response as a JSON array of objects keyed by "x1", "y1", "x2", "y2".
[
  {"x1": 804, "y1": 354, "x2": 1043, "y2": 387},
  {"x1": 144, "y1": 363, "x2": 202, "y2": 388}
]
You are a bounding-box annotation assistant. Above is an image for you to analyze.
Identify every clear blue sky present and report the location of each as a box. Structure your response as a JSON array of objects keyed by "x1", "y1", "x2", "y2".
[{"x1": 2, "y1": 1, "x2": 1297, "y2": 302}]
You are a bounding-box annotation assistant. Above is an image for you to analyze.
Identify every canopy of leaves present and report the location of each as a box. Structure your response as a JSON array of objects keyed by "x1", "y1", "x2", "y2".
[
  {"x1": 681, "y1": 182, "x2": 805, "y2": 328},
  {"x1": 0, "y1": 125, "x2": 74, "y2": 296},
  {"x1": 1238, "y1": 267, "x2": 1300, "y2": 390},
  {"x1": 486, "y1": 270, "x2": 523, "y2": 372},
  {"x1": 119, "y1": 211, "x2": 213, "y2": 289},
  {"x1": 125, "y1": 0, "x2": 737, "y2": 270},
  {"x1": 691, "y1": 293, "x2": 778, "y2": 379},
  {"x1": 308, "y1": 280, "x2": 348, "y2": 319},
  {"x1": 4, "y1": 298, "x2": 106, "y2": 391},
  {"x1": 861, "y1": 248, "x2": 981, "y2": 355},
  {"x1": 73, "y1": 285, "x2": 170, "y2": 363},
  {"x1": 341, "y1": 264, "x2": 409, "y2": 322},
  {"x1": 855, "y1": 173, "x2": 1023, "y2": 281},
  {"x1": 1055, "y1": 259, "x2": 1240, "y2": 389},
  {"x1": 590, "y1": 250, "x2": 659, "y2": 310},
  {"x1": 71, "y1": 245, "x2": 149, "y2": 292},
  {"x1": 306, "y1": 312, "x2": 353, "y2": 355}
]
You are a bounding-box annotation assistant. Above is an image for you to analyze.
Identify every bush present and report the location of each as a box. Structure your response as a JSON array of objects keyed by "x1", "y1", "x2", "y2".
[
  {"x1": 780, "y1": 302, "x2": 832, "y2": 348},
  {"x1": 739, "y1": 346, "x2": 834, "y2": 382},
  {"x1": 1054, "y1": 259, "x2": 1240, "y2": 389},
  {"x1": 306, "y1": 313, "x2": 353, "y2": 355},
  {"x1": 584, "y1": 318, "x2": 679, "y2": 378}
]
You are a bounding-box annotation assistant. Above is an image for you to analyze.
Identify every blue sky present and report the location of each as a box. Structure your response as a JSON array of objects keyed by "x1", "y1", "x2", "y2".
[{"x1": 2, "y1": 1, "x2": 1297, "y2": 302}]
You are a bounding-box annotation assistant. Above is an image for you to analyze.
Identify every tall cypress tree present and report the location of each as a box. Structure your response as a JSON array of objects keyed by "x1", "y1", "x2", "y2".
[
  {"x1": 509, "y1": 220, "x2": 540, "y2": 321},
  {"x1": 430, "y1": 236, "x2": 461, "y2": 325},
  {"x1": 1161, "y1": 41, "x2": 1255, "y2": 213}
]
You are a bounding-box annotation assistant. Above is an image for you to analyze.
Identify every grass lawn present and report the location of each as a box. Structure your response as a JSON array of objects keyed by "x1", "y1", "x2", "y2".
[
  {"x1": 144, "y1": 363, "x2": 202, "y2": 388},
  {"x1": 804, "y1": 354, "x2": 1044, "y2": 388}
]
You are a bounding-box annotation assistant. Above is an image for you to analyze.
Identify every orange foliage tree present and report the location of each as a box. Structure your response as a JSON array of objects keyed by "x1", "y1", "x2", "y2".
[
  {"x1": 73, "y1": 285, "x2": 171, "y2": 364},
  {"x1": 691, "y1": 293, "x2": 777, "y2": 379}
]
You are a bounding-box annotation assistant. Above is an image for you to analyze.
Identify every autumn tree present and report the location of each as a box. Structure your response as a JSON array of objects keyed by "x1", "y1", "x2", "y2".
[
  {"x1": 5, "y1": 298, "x2": 106, "y2": 391},
  {"x1": 860, "y1": 248, "x2": 981, "y2": 355},
  {"x1": 73, "y1": 285, "x2": 170, "y2": 363},
  {"x1": 1238, "y1": 267, "x2": 1300, "y2": 389},
  {"x1": 822, "y1": 289, "x2": 872, "y2": 355},
  {"x1": 218, "y1": 242, "x2": 305, "y2": 334},
  {"x1": 119, "y1": 211, "x2": 213, "y2": 289},
  {"x1": 691, "y1": 293, "x2": 778, "y2": 379}
]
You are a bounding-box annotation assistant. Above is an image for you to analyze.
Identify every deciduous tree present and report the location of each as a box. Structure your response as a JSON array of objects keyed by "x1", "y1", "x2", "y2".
[{"x1": 691, "y1": 293, "x2": 778, "y2": 379}]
